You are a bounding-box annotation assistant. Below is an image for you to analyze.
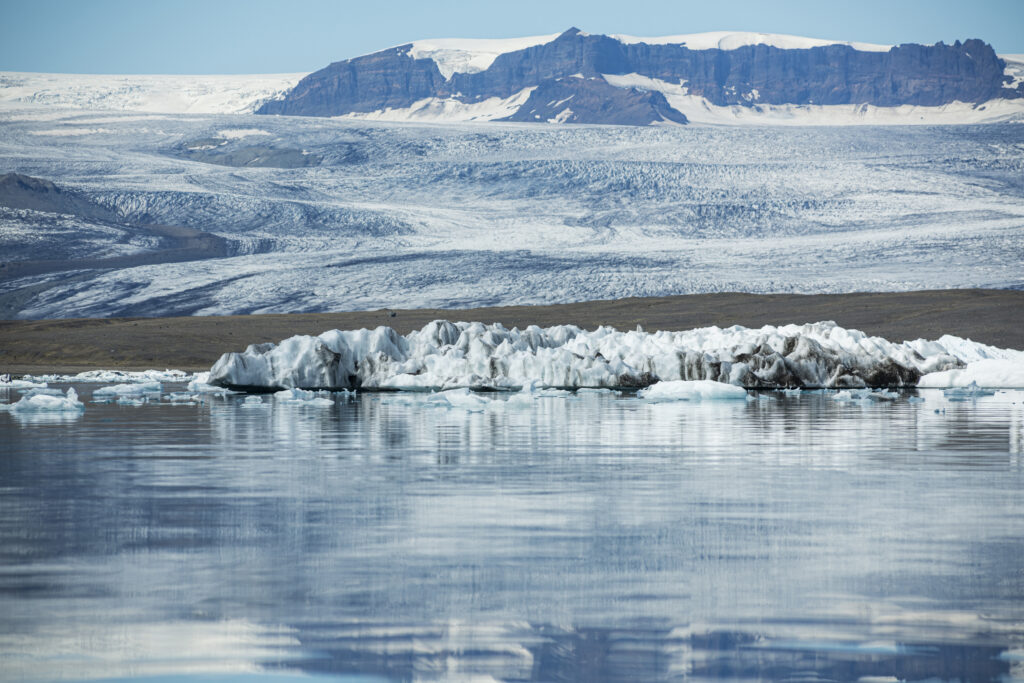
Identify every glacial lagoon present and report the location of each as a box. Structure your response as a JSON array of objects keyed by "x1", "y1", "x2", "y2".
[{"x1": 2, "y1": 384, "x2": 1023, "y2": 681}]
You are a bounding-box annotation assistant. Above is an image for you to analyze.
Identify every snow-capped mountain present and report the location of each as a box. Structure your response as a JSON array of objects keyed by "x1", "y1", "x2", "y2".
[{"x1": 258, "y1": 28, "x2": 1024, "y2": 125}]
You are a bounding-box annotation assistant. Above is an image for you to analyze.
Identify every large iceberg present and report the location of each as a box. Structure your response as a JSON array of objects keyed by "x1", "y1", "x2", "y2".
[{"x1": 206, "y1": 320, "x2": 1021, "y2": 392}]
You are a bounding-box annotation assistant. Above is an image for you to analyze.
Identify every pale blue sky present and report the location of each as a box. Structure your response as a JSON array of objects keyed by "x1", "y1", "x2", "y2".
[{"x1": 2, "y1": 0, "x2": 1022, "y2": 74}]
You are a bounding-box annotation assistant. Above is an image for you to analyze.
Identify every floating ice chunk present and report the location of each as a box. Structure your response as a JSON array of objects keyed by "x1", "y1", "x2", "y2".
[
  {"x1": 240, "y1": 395, "x2": 266, "y2": 408},
  {"x1": 25, "y1": 369, "x2": 192, "y2": 383},
  {"x1": 0, "y1": 377, "x2": 47, "y2": 389},
  {"x1": 638, "y1": 380, "x2": 748, "y2": 401},
  {"x1": 943, "y1": 381, "x2": 997, "y2": 400},
  {"x1": 275, "y1": 388, "x2": 317, "y2": 401},
  {"x1": 832, "y1": 390, "x2": 854, "y2": 401},
  {"x1": 918, "y1": 359, "x2": 1024, "y2": 389},
  {"x1": 1, "y1": 387, "x2": 84, "y2": 413},
  {"x1": 93, "y1": 381, "x2": 162, "y2": 397},
  {"x1": 117, "y1": 397, "x2": 147, "y2": 406},
  {"x1": 187, "y1": 371, "x2": 234, "y2": 394},
  {"x1": 869, "y1": 389, "x2": 898, "y2": 401}
]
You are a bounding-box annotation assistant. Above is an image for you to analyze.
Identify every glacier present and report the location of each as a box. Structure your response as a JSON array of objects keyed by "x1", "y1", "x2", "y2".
[
  {"x1": 205, "y1": 320, "x2": 1023, "y2": 392},
  {"x1": 1, "y1": 109, "x2": 1022, "y2": 319}
]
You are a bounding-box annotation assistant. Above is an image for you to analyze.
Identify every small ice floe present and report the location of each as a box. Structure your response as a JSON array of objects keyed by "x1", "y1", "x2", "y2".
[
  {"x1": 637, "y1": 380, "x2": 748, "y2": 402},
  {"x1": 164, "y1": 392, "x2": 201, "y2": 404},
  {"x1": 93, "y1": 381, "x2": 163, "y2": 398},
  {"x1": 908, "y1": 396, "x2": 926, "y2": 403},
  {"x1": 868, "y1": 388, "x2": 898, "y2": 401},
  {"x1": 187, "y1": 371, "x2": 236, "y2": 395},
  {"x1": 832, "y1": 388, "x2": 897, "y2": 402},
  {"x1": 117, "y1": 397, "x2": 147, "y2": 406},
  {"x1": 240, "y1": 395, "x2": 266, "y2": 408},
  {"x1": 0, "y1": 387, "x2": 85, "y2": 413},
  {"x1": 26, "y1": 369, "x2": 191, "y2": 383},
  {"x1": 781, "y1": 388, "x2": 802, "y2": 397},
  {"x1": 0, "y1": 376, "x2": 48, "y2": 389},
  {"x1": 576, "y1": 387, "x2": 621, "y2": 395},
  {"x1": 943, "y1": 381, "x2": 997, "y2": 400},
  {"x1": 273, "y1": 388, "x2": 334, "y2": 406}
]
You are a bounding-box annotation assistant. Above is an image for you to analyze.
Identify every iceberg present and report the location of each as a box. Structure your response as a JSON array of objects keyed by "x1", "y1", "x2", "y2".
[
  {"x1": 0, "y1": 377, "x2": 48, "y2": 389},
  {"x1": 942, "y1": 381, "x2": 997, "y2": 400},
  {"x1": 206, "y1": 320, "x2": 997, "y2": 392},
  {"x1": 1, "y1": 387, "x2": 85, "y2": 413},
  {"x1": 24, "y1": 369, "x2": 192, "y2": 384},
  {"x1": 638, "y1": 380, "x2": 748, "y2": 401},
  {"x1": 918, "y1": 358, "x2": 1024, "y2": 389},
  {"x1": 240, "y1": 395, "x2": 266, "y2": 408},
  {"x1": 273, "y1": 388, "x2": 335, "y2": 406},
  {"x1": 93, "y1": 381, "x2": 163, "y2": 397}
]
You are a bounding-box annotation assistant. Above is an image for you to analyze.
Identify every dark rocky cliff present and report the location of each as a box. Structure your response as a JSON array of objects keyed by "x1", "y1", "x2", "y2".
[
  {"x1": 258, "y1": 28, "x2": 1021, "y2": 124},
  {"x1": 503, "y1": 77, "x2": 689, "y2": 125}
]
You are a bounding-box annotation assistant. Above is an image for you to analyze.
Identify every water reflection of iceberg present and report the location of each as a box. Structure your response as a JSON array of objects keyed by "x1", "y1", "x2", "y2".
[{"x1": 203, "y1": 389, "x2": 1024, "y2": 465}]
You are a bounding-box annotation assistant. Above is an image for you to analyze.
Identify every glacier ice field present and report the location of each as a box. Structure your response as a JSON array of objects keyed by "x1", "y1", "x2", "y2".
[{"x1": 0, "y1": 107, "x2": 1022, "y2": 318}]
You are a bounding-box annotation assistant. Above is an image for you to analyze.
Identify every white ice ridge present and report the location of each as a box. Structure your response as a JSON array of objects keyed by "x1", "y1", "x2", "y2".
[
  {"x1": 23, "y1": 369, "x2": 193, "y2": 383},
  {"x1": 404, "y1": 31, "x2": 889, "y2": 81},
  {"x1": 609, "y1": 31, "x2": 892, "y2": 53},
  {"x1": 601, "y1": 73, "x2": 1024, "y2": 126},
  {"x1": 205, "y1": 320, "x2": 1024, "y2": 392}
]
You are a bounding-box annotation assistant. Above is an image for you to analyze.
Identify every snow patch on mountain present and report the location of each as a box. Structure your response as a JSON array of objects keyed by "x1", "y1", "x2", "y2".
[
  {"x1": 1004, "y1": 54, "x2": 1024, "y2": 89},
  {"x1": 407, "y1": 34, "x2": 562, "y2": 79},
  {"x1": 609, "y1": 31, "x2": 892, "y2": 53},
  {"x1": 340, "y1": 87, "x2": 536, "y2": 123},
  {"x1": 602, "y1": 73, "x2": 1024, "y2": 125}
]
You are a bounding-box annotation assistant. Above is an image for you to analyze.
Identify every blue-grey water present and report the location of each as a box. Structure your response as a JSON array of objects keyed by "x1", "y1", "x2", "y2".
[{"x1": 2, "y1": 385, "x2": 1024, "y2": 682}]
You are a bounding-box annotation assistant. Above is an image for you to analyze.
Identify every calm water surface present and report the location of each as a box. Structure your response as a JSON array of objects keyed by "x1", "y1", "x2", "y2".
[{"x1": 2, "y1": 385, "x2": 1023, "y2": 682}]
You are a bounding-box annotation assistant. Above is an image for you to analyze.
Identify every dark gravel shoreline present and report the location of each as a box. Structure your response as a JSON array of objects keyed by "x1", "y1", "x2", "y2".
[{"x1": 1, "y1": 289, "x2": 1021, "y2": 375}]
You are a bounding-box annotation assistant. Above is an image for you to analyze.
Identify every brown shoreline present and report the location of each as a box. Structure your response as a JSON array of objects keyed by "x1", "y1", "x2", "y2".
[{"x1": 1, "y1": 289, "x2": 1021, "y2": 375}]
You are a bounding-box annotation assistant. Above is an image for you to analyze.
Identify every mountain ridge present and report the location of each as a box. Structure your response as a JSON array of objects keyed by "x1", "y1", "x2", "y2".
[{"x1": 257, "y1": 28, "x2": 1024, "y2": 126}]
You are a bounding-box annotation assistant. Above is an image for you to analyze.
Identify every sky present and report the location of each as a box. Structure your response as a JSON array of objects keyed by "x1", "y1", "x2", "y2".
[{"x1": 1, "y1": 0, "x2": 1023, "y2": 74}]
